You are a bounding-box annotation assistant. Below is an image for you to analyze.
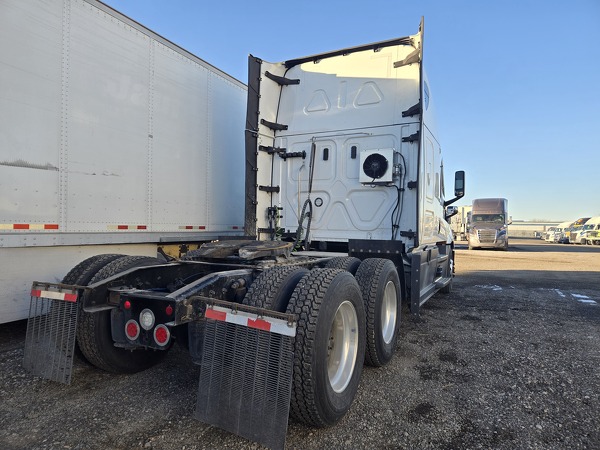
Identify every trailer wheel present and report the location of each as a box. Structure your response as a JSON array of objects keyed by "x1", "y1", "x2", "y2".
[
  {"x1": 355, "y1": 259, "x2": 401, "y2": 367},
  {"x1": 323, "y1": 256, "x2": 361, "y2": 275},
  {"x1": 77, "y1": 255, "x2": 166, "y2": 374},
  {"x1": 62, "y1": 254, "x2": 126, "y2": 285},
  {"x1": 61, "y1": 254, "x2": 127, "y2": 362},
  {"x1": 287, "y1": 269, "x2": 366, "y2": 427},
  {"x1": 242, "y1": 265, "x2": 309, "y2": 312}
]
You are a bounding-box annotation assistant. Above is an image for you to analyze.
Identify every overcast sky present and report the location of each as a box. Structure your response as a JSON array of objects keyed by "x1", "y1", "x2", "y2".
[{"x1": 103, "y1": 0, "x2": 600, "y2": 221}]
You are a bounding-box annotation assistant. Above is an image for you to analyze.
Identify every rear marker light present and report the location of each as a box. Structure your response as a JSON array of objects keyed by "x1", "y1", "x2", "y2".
[
  {"x1": 123, "y1": 300, "x2": 131, "y2": 310},
  {"x1": 125, "y1": 320, "x2": 140, "y2": 340},
  {"x1": 154, "y1": 324, "x2": 170, "y2": 346},
  {"x1": 140, "y1": 308, "x2": 155, "y2": 330},
  {"x1": 165, "y1": 305, "x2": 173, "y2": 316}
]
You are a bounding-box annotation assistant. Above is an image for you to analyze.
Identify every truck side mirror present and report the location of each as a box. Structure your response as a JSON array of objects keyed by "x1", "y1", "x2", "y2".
[
  {"x1": 454, "y1": 170, "x2": 465, "y2": 198},
  {"x1": 444, "y1": 170, "x2": 465, "y2": 207}
]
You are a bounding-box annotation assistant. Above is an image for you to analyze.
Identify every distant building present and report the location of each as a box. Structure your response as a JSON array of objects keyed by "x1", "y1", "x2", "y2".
[{"x1": 508, "y1": 221, "x2": 560, "y2": 237}]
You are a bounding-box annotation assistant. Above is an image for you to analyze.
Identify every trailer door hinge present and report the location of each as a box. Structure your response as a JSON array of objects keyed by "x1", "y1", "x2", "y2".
[
  {"x1": 407, "y1": 180, "x2": 418, "y2": 189},
  {"x1": 402, "y1": 131, "x2": 420, "y2": 143},
  {"x1": 400, "y1": 230, "x2": 416, "y2": 239},
  {"x1": 265, "y1": 71, "x2": 300, "y2": 86}
]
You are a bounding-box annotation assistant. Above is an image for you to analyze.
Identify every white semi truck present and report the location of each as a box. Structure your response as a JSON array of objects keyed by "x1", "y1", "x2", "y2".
[
  {"x1": 467, "y1": 198, "x2": 510, "y2": 250},
  {"x1": 0, "y1": 0, "x2": 246, "y2": 324},
  {"x1": 21, "y1": 7, "x2": 465, "y2": 449}
]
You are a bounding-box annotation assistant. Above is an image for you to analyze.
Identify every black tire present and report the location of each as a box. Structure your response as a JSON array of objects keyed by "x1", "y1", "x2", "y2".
[
  {"x1": 61, "y1": 254, "x2": 127, "y2": 362},
  {"x1": 324, "y1": 257, "x2": 361, "y2": 275},
  {"x1": 355, "y1": 259, "x2": 401, "y2": 367},
  {"x1": 77, "y1": 255, "x2": 166, "y2": 374},
  {"x1": 62, "y1": 254, "x2": 126, "y2": 285},
  {"x1": 242, "y1": 265, "x2": 309, "y2": 312},
  {"x1": 287, "y1": 269, "x2": 366, "y2": 427}
]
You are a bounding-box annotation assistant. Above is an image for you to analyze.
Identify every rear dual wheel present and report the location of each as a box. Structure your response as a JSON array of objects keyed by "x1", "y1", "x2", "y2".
[
  {"x1": 323, "y1": 256, "x2": 361, "y2": 275},
  {"x1": 64, "y1": 255, "x2": 167, "y2": 374},
  {"x1": 287, "y1": 269, "x2": 366, "y2": 427},
  {"x1": 244, "y1": 267, "x2": 366, "y2": 428},
  {"x1": 242, "y1": 265, "x2": 309, "y2": 312},
  {"x1": 355, "y1": 259, "x2": 401, "y2": 367}
]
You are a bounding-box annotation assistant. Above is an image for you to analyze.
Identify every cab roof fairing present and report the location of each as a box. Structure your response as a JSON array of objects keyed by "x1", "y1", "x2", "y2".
[{"x1": 282, "y1": 36, "x2": 415, "y2": 70}]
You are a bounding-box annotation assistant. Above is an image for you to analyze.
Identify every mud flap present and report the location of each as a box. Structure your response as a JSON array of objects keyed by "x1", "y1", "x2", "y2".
[
  {"x1": 23, "y1": 283, "x2": 80, "y2": 384},
  {"x1": 190, "y1": 299, "x2": 296, "y2": 450}
]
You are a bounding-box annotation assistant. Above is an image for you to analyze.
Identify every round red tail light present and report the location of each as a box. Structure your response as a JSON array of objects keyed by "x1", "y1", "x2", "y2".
[
  {"x1": 154, "y1": 324, "x2": 170, "y2": 347},
  {"x1": 125, "y1": 320, "x2": 140, "y2": 340}
]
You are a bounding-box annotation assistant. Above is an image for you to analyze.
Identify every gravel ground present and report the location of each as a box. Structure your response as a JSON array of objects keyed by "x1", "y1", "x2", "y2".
[{"x1": 1, "y1": 239, "x2": 599, "y2": 450}]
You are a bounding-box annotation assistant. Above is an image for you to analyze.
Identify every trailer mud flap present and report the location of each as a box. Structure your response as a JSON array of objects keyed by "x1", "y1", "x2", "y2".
[
  {"x1": 190, "y1": 300, "x2": 296, "y2": 450},
  {"x1": 23, "y1": 283, "x2": 80, "y2": 384}
]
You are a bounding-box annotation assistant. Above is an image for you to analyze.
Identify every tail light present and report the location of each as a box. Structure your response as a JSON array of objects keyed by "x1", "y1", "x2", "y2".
[
  {"x1": 154, "y1": 324, "x2": 170, "y2": 347},
  {"x1": 139, "y1": 308, "x2": 155, "y2": 330},
  {"x1": 125, "y1": 320, "x2": 140, "y2": 340}
]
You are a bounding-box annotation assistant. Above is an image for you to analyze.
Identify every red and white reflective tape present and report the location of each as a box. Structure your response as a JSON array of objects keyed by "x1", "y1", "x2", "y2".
[
  {"x1": 0, "y1": 223, "x2": 59, "y2": 230},
  {"x1": 31, "y1": 288, "x2": 78, "y2": 303},
  {"x1": 205, "y1": 305, "x2": 296, "y2": 337},
  {"x1": 177, "y1": 226, "x2": 242, "y2": 230},
  {"x1": 107, "y1": 225, "x2": 147, "y2": 230}
]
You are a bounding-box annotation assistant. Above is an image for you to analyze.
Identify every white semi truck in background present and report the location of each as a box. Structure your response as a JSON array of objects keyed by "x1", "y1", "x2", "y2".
[
  {"x1": 14, "y1": 3, "x2": 465, "y2": 449},
  {"x1": 450, "y1": 205, "x2": 472, "y2": 241},
  {"x1": 0, "y1": 0, "x2": 246, "y2": 324},
  {"x1": 467, "y1": 198, "x2": 510, "y2": 250}
]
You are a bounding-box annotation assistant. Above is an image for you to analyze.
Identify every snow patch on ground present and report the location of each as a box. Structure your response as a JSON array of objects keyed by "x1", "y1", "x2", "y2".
[{"x1": 474, "y1": 285, "x2": 502, "y2": 291}]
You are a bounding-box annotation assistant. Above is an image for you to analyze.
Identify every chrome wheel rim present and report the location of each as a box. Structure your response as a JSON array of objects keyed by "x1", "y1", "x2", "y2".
[
  {"x1": 381, "y1": 280, "x2": 397, "y2": 345},
  {"x1": 327, "y1": 300, "x2": 359, "y2": 393}
]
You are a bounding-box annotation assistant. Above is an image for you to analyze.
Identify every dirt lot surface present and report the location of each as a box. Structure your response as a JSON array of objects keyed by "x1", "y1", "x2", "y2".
[{"x1": 1, "y1": 239, "x2": 599, "y2": 449}]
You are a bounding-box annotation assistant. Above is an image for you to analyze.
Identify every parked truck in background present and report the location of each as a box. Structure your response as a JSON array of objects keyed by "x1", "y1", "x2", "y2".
[
  {"x1": 563, "y1": 217, "x2": 591, "y2": 244},
  {"x1": 467, "y1": 198, "x2": 510, "y2": 250},
  {"x1": 20, "y1": 8, "x2": 465, "y2": 450},
  {"x1": 0, "y1": 0, "x2": 246, "y2": 324},
  {"x1": 577, "y1": 216, "x2": 600, "y2": 245},
  {"x1": 549, "y1": 220, "x2": 574, "y2": 243},
  {"x1": 450, "y1": 205, "x2": 471, "y2": 241}
]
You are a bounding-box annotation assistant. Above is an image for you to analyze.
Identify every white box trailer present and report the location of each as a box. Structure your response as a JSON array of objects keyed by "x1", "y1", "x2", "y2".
[{"x1": 0, "y1": 0, "x2": 246, "y2": 323}]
